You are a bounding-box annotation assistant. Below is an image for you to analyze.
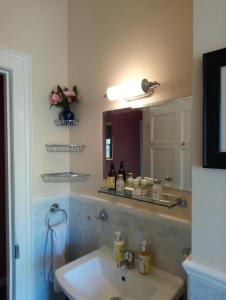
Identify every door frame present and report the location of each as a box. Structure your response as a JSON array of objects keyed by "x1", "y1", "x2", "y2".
[{"x1": 0, "y1": 48, "x2": 33, "y2": 300}]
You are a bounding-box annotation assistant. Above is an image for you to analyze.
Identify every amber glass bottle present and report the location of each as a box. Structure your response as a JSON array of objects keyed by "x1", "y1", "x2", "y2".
[
  {"x1": 107, "y1": 162, "x2": 117, "y2": 190},
  {"x1": 139, "y1": 240, "x2": 152, "y2": 275},
  {"x1": 118, "y1": 161, "x2": 126, "y2": 182}
]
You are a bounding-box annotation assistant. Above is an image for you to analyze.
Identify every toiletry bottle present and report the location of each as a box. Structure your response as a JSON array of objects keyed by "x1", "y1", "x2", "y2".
[
  {"x1": 118, "y1": 161, "x2": 126, "y2": 182},
  {"x1": 139, "y1": 240, "x2": 151, "y2": 275},
  {"x1": 133, "y1": 178, "x2": 140, "y2": 196},
  {"x1": 126, "y1": 172, "x2": 134, "y2": 187},
  {"x1": 107, "y1": 162, "x2": 117, "y2": 190},
  {"x1": 141, "y1": 178, "x2": 148, "y2": 196},
  {"x1": 152, "y1": 178, "x2": 162, "y2": 200},
  {"x1": 144, "y1": 177, "x2": 153, "y2": 195},
  {"x1": 164, "y1": 176, "x2": 173, "y2": 188},
  {"x1": 114, "y1": 231, "x2": 125, "y2": 265},
  {"x1": 116, "y1": 174, "x2": 125, "y2": 193}
]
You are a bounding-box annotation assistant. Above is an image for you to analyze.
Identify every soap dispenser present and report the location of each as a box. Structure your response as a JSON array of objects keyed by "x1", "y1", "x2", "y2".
[
  {"x1": 114, "y1": 231, "x2": 125, "y2": 266},
  {"x1": 139, "y1": 240, "x2": 151, "y2": 275}
]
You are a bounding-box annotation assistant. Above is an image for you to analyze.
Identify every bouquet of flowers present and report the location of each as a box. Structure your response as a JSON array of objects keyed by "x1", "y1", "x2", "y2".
[{"x1": 49, "y1": 85, "x2": 81, "y2": 108}]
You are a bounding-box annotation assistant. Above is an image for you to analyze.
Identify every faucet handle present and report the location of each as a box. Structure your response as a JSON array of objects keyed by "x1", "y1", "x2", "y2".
[
  {"x1": 124, "y1": 250, "x2": 135, "y2": 269},
  {"x1": 87, "y1": 209, "x2": 108, "y2": 221}
]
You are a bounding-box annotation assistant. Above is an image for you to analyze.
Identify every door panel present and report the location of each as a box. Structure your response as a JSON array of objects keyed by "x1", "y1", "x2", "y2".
[
  {"x1": 150, "y1": 99, "x2": 192, "y2": 191},
  {"x1": 0, "y1": 74, "x2": 6, "y2": 298}
]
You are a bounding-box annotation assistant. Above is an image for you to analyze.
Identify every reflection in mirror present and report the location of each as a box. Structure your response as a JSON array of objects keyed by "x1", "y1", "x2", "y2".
[
  {"x1": 105, "y1": 123, "x2": 113, "y2": 160},
  {"x1": 103, "y1": 97, "x2": 192, "y2": 191}
]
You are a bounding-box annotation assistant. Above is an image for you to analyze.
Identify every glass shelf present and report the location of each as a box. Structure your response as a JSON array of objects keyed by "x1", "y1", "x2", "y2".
[
  {"x1": 45, "y1": 144, "x2": 86, "y2": 152},
  {"x1": 54, "y1": 119, "x2": 79, "y2": 126},
  {"x1": 98, "y1": 187, "x2": 187, "y2": 209},
  {"x1": 41, "y1": 172, "x2": 90, "y2": 183}
]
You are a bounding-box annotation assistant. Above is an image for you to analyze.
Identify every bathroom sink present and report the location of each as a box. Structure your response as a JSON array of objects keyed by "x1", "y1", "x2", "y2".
[{"x1": 55, "y1": 246, "x2": 184, "y2": 300}]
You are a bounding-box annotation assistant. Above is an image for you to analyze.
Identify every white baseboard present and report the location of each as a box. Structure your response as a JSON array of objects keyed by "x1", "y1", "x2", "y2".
[{"x1": 183, "y1": 257, "x2": 226, "y2": 299}]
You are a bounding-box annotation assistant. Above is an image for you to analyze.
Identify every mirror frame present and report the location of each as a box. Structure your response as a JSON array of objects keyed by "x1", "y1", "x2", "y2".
[{"x1": 203, "y1": 48, "x2": 226, "y2": 168}]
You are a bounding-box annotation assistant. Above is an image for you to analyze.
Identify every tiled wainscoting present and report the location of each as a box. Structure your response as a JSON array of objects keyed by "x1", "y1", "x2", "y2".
[
  {"x1": 34, "y1": 194, "x2": 191, "y2": 300},
  {"x1": 183, "y1": 258, "x2": 226, "y2": 300},
  {"x1": 34, "y1": 196, "x2": 69, "y2": 300}
]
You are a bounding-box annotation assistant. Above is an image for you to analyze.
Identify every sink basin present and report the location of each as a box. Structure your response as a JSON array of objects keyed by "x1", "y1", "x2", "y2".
[{"x1": 55, "y1": 246, "x2": 184, "y2": 300}]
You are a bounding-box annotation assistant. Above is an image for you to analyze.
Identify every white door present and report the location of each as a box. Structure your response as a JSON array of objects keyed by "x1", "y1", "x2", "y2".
[
  {"x1": 0, "y1": 49, "x2": 33, "y2": 300},
  {"x1": 150, "y1": 97, "x2": 192, "y2": 191}
]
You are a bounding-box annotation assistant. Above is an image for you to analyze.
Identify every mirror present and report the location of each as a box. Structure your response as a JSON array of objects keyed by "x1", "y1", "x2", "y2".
[{"x1": 103, "y1": 97, "x2": 192, "y2": 191}]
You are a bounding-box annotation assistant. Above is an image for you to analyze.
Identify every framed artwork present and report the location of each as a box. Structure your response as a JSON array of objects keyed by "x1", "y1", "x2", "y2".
[{"x1": 203, "y1": 48, "x2": 226, "y2": 168}]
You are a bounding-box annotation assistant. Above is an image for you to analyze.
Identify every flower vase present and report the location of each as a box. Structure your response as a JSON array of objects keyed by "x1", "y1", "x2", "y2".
[{"x1": 59, "y1": 106, "x2": 75, "y2": 121}]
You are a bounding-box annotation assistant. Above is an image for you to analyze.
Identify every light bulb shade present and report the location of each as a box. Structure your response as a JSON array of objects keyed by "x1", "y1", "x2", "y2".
[
  {"x1": 106, "y1": 84, "x2": 125, "y2": 101},
  {"x1": 106, "y1": 79, "x2": 160, "y2": 101}
]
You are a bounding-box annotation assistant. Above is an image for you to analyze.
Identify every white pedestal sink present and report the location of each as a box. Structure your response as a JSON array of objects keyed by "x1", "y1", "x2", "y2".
[{"x1": 55, "y1": 246, "x2": 184, "y2": 300}]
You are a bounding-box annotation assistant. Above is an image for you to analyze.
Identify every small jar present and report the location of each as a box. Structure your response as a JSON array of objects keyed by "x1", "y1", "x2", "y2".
[
  {"x1": 133, "y1": 178, "x2": 140, "y2": 196},
  {"x1": 141, "y1": 178, "x2": 148, "y2": 188},
  {"x1": 141, "y1": 178, "x2": 148, "y2": 195},
  {"x1": 144, "y1": 177, "x2": 153, "y2": 186},
  {"x1": 116, "y1": 174, "x2": 125, "y2": 192},
  {"x1": 127, "y1": 173, "x2": 134, "y2": 187},
  {"x1": 164, "y1": 176, "x2": 173, "y2": 188},
  {"x1": 133, "y1": 178, "x2": 140, "y2": 188},
  {"x1": 144, "y1": 177, "x2": 153, "y2": 195},
  {"x1": 152, "y1": 179, "x2": 162, "y2": 200},
  {"x1": 136, "y1": 176, "x2": 142, "y2": 184}
]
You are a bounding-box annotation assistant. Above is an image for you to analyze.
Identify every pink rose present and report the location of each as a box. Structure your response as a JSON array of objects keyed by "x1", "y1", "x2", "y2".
[
  {"x1": 63, "y1": 89, "x2": 75, "y2": 97},
  {"x1": 49, "y1": 92, "x2": 60, "y2": 104}
]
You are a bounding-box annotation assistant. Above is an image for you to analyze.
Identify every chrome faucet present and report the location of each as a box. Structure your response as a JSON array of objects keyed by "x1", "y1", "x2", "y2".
[
  {"x1": 117, "y1": 250, "x2": 135, "y2": 269},
  {"x1": 124, "y1": 250, "x2": 135, "y2": 269},
  {"x1": 87, "y1": 209, "x2": 108, "y2": 221}
]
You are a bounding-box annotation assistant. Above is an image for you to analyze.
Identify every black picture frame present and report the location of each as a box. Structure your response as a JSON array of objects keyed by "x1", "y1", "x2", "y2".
[{"x1": 203, "y1": 48, "x2": 226, "y2": 168}]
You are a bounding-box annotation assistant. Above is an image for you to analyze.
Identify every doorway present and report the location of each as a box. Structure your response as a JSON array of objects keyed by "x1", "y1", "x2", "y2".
[
  {"x1": 0, "y1": 49, "x2": 33, "y2": 300},
  {"x1": 0, "y1": 74, "x2": 6, "y2": 298}
]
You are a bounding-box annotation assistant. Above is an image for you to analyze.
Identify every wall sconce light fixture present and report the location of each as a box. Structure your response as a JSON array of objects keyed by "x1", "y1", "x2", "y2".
[{"x1": 106, "y1": 78, "x2": 160, "y2": 101}]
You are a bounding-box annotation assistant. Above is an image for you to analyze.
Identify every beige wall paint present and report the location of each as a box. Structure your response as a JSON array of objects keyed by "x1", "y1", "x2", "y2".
[
  {"x1": 0, "y1": 0, "x2": 68, "y2": 198},
  {"x1": 193, "y1": 0, "x2": 226, "y2": 273},
  {"x1": 68, "y1": 0, "x2": 192, "y2": 195}
]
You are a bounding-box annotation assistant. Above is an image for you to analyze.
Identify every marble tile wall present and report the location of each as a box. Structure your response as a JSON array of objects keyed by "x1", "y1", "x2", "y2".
[
  {"x1": 34, "y1": 194, "x2": 191, "y2": 300},
  {"x1": 68, "y1": 194, "x2": 191, "y2": 278}
]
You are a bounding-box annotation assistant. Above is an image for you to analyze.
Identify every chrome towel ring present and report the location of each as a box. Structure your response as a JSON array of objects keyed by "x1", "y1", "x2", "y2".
[{"x1": 46, "y1": 203, "x2": 67, "y2": 229}]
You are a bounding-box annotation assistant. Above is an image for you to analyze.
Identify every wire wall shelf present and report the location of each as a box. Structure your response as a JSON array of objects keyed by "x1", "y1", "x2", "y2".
[
  {"x1": 98, "y1": 187, "x2": 187, "y2": 209},
  {"x1": 54, "y1": 119, "x2": 79, "y2": 126},
  {"x1": 41, "y1": 172, "x2": 90, "y2": 183},
  {"x1": 46, "y1": 144, "x2": 86, "y2": 152}
]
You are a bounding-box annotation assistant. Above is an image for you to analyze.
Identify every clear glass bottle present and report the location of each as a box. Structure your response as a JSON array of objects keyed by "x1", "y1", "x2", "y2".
[
  {"x1": 152, "y1": 179, "x2": 162, "y2": 200},
  {"x1": 116, "y1": 174, "x2": 125, "y2": 193}
]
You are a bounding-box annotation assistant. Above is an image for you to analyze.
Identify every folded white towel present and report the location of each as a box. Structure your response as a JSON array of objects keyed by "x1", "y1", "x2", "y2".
[{"x1": 51, "y1": 221, "x2": 67, "y2": 292}]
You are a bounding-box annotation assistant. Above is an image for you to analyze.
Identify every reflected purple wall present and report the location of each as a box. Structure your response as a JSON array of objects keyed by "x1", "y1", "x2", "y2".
[{"x1": 103, "y1": 108, "x2": 142, "y2": 178}]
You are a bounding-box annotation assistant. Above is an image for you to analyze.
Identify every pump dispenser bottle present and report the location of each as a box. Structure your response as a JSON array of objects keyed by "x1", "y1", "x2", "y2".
[
  {"x1": 114, "y1": 231, "x2": 125, "y2": 266},
  {"x1": 139, "y1": 240, "x2": 151, "y2": 275}
]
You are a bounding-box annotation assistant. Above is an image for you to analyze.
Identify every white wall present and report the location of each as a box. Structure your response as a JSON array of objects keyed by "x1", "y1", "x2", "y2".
[
  {"x1": 0, "y1": 0, "x2": 193, "y2": 204},
  {"x1": 193, "y1": 0, "x2": 226, "y2": 273},
  {"x1": 68, "y1": 0, "x2": 193, "y2": 195},
  {"x1": 0, "y1": 0, "x2": 69, "y2": 198}
]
